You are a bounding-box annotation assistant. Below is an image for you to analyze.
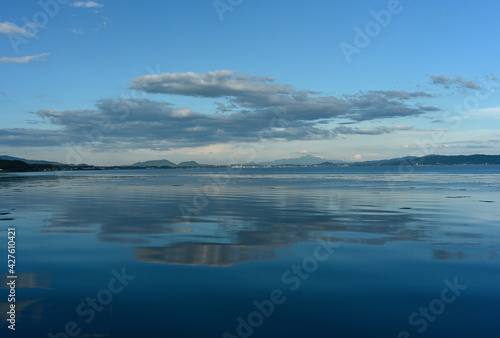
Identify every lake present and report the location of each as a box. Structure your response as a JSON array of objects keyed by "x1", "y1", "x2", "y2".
[{"x1": 1, "y1": 165, "x2": 499, "y2": 337}]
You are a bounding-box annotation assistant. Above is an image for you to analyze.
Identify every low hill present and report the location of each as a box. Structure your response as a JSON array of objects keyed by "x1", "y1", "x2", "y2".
[
  {"x1": 0, "y1": 155, "x2": 65, "y2": 166},
  {"x1": 357, "y1": 154, "x2": 500, "y2": 166},
  {"x1": 0, "y1": 159, "x2": 60, "y2": 172},
  {"x1": 177, "y1": 161, "x2": 205, "y2": 167},
  {"x1": 258, "y1": 154, "x2": 338, "y2": 166},
  {"x1": 131, "y1": 159, "x2": 177, "y2": 167}
]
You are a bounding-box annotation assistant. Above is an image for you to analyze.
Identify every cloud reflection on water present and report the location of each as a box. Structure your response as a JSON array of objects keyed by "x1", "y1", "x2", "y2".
[{"x1": 2, "y1": 169, "x2": 492, "y2": 267}]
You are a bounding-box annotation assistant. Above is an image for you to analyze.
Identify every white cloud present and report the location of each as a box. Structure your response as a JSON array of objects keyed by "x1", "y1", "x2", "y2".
[
  {"x1": 71, "y1": 1, "x2": 104, "y2": 8},
  {"x1": 0, "y1": 21, "x2": 34, "y2": 37},
  {"x1": 0, "y1": 53, "x2": 49, "y2": 64}
]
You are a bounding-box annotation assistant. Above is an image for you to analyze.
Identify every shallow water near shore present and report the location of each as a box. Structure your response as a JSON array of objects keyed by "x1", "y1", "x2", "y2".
[{"x1": 1, "y1": 165, "x2": 499, "y2": 337}]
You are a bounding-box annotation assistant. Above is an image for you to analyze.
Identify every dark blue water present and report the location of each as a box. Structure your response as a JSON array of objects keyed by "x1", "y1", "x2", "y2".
[{"x1": 0, "y1": 166, "x2": 499, "y2": 337}]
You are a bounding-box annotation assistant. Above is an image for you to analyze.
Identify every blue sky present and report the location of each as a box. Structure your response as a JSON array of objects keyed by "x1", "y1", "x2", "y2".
[{"x1": 1, "y1": 0, "x2": 499, "y2": 165}]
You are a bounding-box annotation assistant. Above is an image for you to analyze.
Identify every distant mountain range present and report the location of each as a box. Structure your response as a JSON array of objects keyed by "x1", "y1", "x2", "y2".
[
  {"x1": 1, "y1": 154, "x2": 499, "y2": 172},
  {"x1": 255, "y1": 154, "x2": 500, "y2": 166},
  {"x1": 131, "y1": 159, "x2": 177, "y2": 167},
  {"x1": 131, "y1": 159, "x2": 208, "y2": 168},
  {"x1": 0, "y1": 155, "x2": 211, "y2": 172},
  {"x1": 0, "y1": 158, "x2": 61, "y2": 172},
  {"x1": 355, "y1": 154, "x2": 500, "y2": 166},
  {"x1": 255, "y1": 154, "x2": 338, "y2": 166},
  {"x1": 0, "y1": 155, "x2": 73, "y2": 166}
]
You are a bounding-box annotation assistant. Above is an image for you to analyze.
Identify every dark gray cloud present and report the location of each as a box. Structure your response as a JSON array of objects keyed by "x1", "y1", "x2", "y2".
[
  {"x1": 0, "y1": 71, "x2": 440, "y2": 149},
  {"x1": 430, "y1": 75, "x2": 450, "y2": 86},
  {"x1": 456, "y1": 77, "x2": 482, "y2": 90},
  {"x1": 0, "y1": 128, "x2": 74, "y2": 146},
  {"x1": 130, "y1": 70, "x2": 293, "y2": 102},
  {"x1": 430, "y1": 74, "x2": 481, "y2": 90},
  {"x1": 27, "y1": 98, "x2": 335, "y2": 148},
  {"x1": 340, "y1": 92, "x2": 438, "y2": 121},
  {"x1": 131, "y1": 70, "x2": 439, "y2": 121},
  {"x1": 333, "y1": 125, "x2": 413, "y2": 135},
  {"x1": 369, "y1": 90, "x2": 435, "y2": 100}
]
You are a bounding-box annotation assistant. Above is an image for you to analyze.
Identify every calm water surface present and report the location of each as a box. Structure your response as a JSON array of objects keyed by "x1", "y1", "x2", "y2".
[{"x1": 0, "y1": 166, "x2": 499, "y2": 337}]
